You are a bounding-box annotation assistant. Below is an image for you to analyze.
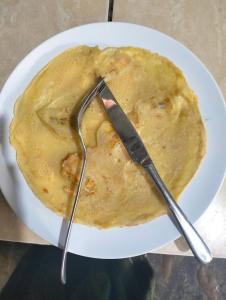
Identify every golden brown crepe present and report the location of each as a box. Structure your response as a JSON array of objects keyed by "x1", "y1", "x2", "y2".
[{"x1": 10, "y1": 46, "x2": 206, "y2": 228}]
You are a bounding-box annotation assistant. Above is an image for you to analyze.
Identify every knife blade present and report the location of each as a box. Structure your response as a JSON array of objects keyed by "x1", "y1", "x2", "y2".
[
  {"x1": 98, "y1": 78, "x2": 212, "y2": 264},
  {"x1": 98, "y1": 80, "x2": 152, "y2": 168}
]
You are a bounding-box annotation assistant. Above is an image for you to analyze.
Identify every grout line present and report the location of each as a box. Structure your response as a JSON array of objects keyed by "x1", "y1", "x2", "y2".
[{"x1": 108, "y1": 0, "x2": 114, "y2": 21}]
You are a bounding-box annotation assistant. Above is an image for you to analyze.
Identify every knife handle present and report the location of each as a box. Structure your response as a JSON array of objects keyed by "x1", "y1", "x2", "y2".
[{"x1": 144, "y1": 163, "x2": 212, "y2": 264}]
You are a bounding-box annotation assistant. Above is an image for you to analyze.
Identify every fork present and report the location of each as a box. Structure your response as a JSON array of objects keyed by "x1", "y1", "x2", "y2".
[{"x1": 60, "y1": 78, "x2": 105, "y2": 284}]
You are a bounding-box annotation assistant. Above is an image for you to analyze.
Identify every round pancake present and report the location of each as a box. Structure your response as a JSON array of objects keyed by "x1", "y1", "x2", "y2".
[{"x1": 10, "y1": 46, "x2": 206, "y2": 228}]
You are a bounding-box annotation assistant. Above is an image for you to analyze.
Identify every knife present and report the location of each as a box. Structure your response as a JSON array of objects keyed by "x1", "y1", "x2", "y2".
[{"x1": 98, "y1": 78, "x2": 212, "y2": 264}]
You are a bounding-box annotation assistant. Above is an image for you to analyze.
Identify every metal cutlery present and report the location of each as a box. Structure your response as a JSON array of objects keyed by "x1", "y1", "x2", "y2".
[{"x1": 60, "y1": 77, "x2": 212, "y2": 284}]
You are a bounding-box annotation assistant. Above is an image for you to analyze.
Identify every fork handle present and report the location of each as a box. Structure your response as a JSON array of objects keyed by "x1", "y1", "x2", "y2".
[{"x1": 144, "y1": 163, "x2": 212, "y2": 264}]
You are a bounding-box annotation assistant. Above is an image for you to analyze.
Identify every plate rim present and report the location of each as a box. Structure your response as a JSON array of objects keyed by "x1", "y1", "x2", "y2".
[{"x1": 0, "y1": 21, "x2": 226, "y2": 258}]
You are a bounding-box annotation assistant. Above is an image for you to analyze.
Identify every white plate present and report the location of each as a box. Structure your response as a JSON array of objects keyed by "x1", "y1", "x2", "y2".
[{"x1": 0, "y1": 22, "x2": 226, "y2": 259}]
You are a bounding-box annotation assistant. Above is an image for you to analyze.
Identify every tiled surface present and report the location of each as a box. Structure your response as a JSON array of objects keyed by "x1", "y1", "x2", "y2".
[
  {"x1": 113, "y1": 0, "x2": 226, "y2": 259},
  {"x1": 0, "y1": 0, "x2": 108, "y2": 245},
  {"x1": 0, "y1": 1, "x2": 226, "y2": 297},
  {"x1": 113, "y1": 0, "x2": 226, "y2": 96},
  {"x1": 0, "y1": 192, "x2": 45, "y2": 244},
  {"x1": 0, "y1": 0, "x2": 226, "y2": 259},
  {"x1": 158, "y1": 181, "x2": 226, "y2": 258},
  {"x1": 0, "y1": 0, "x2": 108, "y2": 88}
]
